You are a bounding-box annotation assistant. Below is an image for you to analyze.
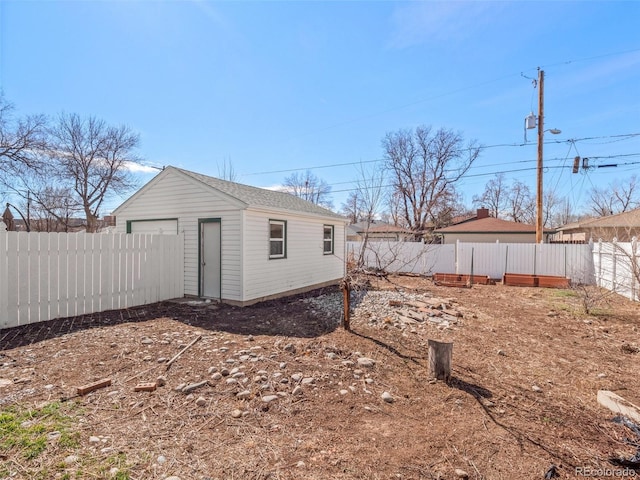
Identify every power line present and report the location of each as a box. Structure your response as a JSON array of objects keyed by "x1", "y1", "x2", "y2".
[
  {"x1": 328, "y1": 161, "x2": 640, "y2": 196},
  {"x1": 241, "y1": 133, "x2": 640, "y2": 178},
  {"x1": 539, "y1": 47, "x2": 640, "y2": 70}
]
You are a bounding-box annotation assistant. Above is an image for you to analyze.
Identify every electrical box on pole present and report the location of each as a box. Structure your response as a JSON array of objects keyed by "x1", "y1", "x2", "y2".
[{"x1": 573, "y1": 156, "x2": 580, "y2": 174}]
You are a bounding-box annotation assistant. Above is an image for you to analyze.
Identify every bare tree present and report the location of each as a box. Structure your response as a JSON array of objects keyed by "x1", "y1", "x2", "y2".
[
  {"x1": 355, "y1": 162, "x2": 385, "y2": 225},
  {"x1": 430, "y1": 189, "x2": 467, "y2": 229},
  {"x1": 46, "y1": 113, "x2": 141, "y2": 232},
  {"x1": 0, "y1": 95, "x2": 47, "y2": 180},
  {"x1": 506, "y1": 180, "x2": 535, "y2": 223},
  {"x1": 588, "y1": 175, "x2": 640, "y2": 217},
  {"x1": 543, "y1": 189, "x2": 565, "y2": 228},
  {"x1": 217, "y1": 157, "x2": 237, "y2": 182},
  {"x1": 282, "y1": 170, "x2": 333, "y2": 210},
  {"x1": 589, "y1": 186, "x2": 615, "y2": 217},
  {"x1": 551, "y1": 196, "x2": 577, "y2": 227},
  {"x1": 27, "y1": 185, "x2": 82, "y2": 232},
  {"x1": 473, "y1": 173, "x2": 508, "y2": 219},
  {"x1": 353, "y1": 162, "x2": 386, "y2": 268},
  {"x1": 383, "y1": 125, "x2": 481, "y2": 237},
  {"x1": 341, "y1": 191, "x2": 363, "y2": 224},
  {"x1": 386, "y1": 190, "x2": 405, "y2": 227}
]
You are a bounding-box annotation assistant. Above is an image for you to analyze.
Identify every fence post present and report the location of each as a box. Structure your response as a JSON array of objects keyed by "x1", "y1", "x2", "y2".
[
  {"x1": 341, "y1": 279, "x2": 351, "y2": 331},
  {"x1": 504, "y1": 245, "x2": 509, "y2": 277},
  {"x1": 612, "y1": 238, "x2": 618, "y2": 292},
  {"x1": 596, "y1": 239, "x2": 602, "y2": 288},
  {"x1": 0, "y1": 229, "x2": 7, "y2": 328},
  {"x1": 632, "y1": 237, "x2": 638, "y2": 301}
]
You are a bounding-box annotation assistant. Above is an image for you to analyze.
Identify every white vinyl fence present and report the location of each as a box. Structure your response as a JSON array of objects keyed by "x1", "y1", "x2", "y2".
[
  {"x1": 593, "y1": 238, "x2": 639, "y2": 301},
  {"x1": 347, "y1": 240, "x2": 595, "y2": 284},
  {"x1": 0, "y1": 231, "x2": 184, "y2": 329}
]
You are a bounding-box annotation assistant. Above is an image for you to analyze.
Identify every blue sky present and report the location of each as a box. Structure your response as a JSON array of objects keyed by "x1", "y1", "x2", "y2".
[{"x1": 1, "y1": 0, "x2": 638, "y2": 217}]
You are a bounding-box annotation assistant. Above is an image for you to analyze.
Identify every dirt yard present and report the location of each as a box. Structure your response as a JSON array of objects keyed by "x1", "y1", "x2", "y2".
[{"x1": 1, "y1": 275, "x2": 639, "y2": 480}]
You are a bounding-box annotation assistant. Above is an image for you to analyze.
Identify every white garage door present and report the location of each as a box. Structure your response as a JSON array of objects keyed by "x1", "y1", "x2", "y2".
[{"x1": 129, "y1": 219, "x2": 178, "y2": 235}]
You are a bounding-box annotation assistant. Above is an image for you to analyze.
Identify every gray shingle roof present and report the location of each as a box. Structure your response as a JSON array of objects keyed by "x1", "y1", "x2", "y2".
[
  {"x1": 556, "y1": 208, "x2": 640, "y2": 230},
  {"x1": 434, "y1": 217, "x2": 541, "y2": 233},
  {"x1": 173, "y1": 167, "x2": 345, "y2": 220}
]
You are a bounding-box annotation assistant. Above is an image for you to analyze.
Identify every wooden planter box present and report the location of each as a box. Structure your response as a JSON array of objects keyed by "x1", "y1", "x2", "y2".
[
  {"x1": 503, "y1": 273, "x2": 570, "y2": 288},
  {"x1": 536, "y1": 275, "x2": 571, "y2": 288},
  {"x1": 503, "y1": 273, "x2": 538, "y2": 287},
  {"x1": 433, "y1": 273, "x2": 491, "y2": 286}
]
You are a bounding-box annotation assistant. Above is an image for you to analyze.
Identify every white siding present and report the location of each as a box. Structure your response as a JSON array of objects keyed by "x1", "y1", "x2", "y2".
[
  {"x1": 243, "y1": 209, "x2": 345, "y2": 302},
  {"x1": 129, "y1": 219, "x2": 178, "y2": 234},
  {"x1": 113, "y1": 171, "x2": 243, "y2": 301}
]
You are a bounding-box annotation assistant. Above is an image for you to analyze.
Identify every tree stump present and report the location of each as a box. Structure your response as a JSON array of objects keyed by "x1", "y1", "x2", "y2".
[{"x1": 428, "y1": 340, "x2": 452, "y2": 382}]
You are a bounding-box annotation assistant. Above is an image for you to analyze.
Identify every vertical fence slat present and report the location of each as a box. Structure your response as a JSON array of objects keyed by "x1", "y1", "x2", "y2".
[
  {"x1": 91, "y1": 234, "x2": 101, "y2": 313},
  {"x1": 49, "y1": 233, "x2": 60, "y2": 321},
  {"x1": 38, "y1": 232, "x2": 50, "y2": 324},
  {"x1": 117, "y1": 234, "x2": 126, "y2": 309},
  {"x1": 101, "y1": 234, "x2": 113, "y2": 311},
  {"x1": 17, "y1": 232, "x2": 30, "y2": 325},
  {"x1": 27, "y1": 233, "x2": 40, "y2": 324},
  {"x1": 76, "y1": 233, "x2": 87, "y2": 316},
  {"x1": 6, "y1": 233, "x2": 18, "y2": 327},
  {"x1": 149, "y1": 235, "x2": 160, "y2": 303},
  {"x1": 58, "y1": 233, "x2": 70, "y2": 319}
]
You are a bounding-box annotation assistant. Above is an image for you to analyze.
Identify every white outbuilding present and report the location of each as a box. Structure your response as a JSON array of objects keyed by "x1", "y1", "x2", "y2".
[{"x1": 112, "y1": 166, "x2": 347, "y2": 305}]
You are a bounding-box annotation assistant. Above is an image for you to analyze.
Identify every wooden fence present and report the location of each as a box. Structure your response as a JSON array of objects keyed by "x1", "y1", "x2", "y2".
[{"x1": 0, "y1": 231, "x2": 184, "y2": 329}]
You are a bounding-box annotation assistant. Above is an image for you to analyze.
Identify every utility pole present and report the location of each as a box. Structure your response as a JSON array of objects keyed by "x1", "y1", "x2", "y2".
[{"x1": 536, "y1": 68, "x2": 545, "y2": 244}]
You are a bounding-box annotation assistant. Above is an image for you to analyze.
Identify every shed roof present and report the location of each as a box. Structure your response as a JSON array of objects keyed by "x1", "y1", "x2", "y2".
[
  {"x1": 349, "y1": 221, "x2": 413, "y2": 234},
  {"x1": 434, "y1": 217, "x2": 541, "y2": 234},
  {"x1": 116, "y1": 166, "x2": 346, "y2": 221}
]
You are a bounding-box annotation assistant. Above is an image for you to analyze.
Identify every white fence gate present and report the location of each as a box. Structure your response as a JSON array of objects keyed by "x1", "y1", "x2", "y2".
[
  {"x1": 0, "y1": 231, "x2": 184, "y2": 329},
  {"x1": 347, "y1": 241, "x2": 595, "y2": 284}
]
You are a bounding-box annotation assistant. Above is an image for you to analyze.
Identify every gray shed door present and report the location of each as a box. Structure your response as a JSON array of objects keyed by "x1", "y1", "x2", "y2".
[
  {"x1": 200, "y1": 221, "x2": 221, "y2": 299},
  {"x1": 129, "y1": 219, "x2": 178, "y2": 235}
]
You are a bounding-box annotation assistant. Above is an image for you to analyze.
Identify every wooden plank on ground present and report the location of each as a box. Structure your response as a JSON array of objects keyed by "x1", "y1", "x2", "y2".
[
  {"x1": 134, "y1": 382, "x2": 157, "y2": 392},
  {"x1": 77, "y1": 378, "x2": 112, "y2": 396}
]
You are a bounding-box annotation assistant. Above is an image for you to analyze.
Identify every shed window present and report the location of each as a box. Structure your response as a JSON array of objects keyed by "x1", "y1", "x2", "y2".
[
  {"x1": 323, "y1": 225, "x2": 334, "y2": 255},
  {"x1": 269, "y1": 220, "x2": 286, "y2": 259}
]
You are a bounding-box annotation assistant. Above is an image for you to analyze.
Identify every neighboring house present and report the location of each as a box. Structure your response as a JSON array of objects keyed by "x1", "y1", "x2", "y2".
[
  {"x1": 552, "y1": 208, "x2": 640, "y2": 243},
  {"x1": 6, "y1": 217, "x2": 89, "y2": 233},
  {"x1": 450, "y1": 209, "x2": 489, "y2": 226},
  {"x1": 112, "y1": 166, "x2": 347, "y2": 306},
  {"x1": 346, "y1": 221, "x2": 415, "y2": 242},
  {"x1": 433, "y1": 208, "x2": 549, "y2": 244}
]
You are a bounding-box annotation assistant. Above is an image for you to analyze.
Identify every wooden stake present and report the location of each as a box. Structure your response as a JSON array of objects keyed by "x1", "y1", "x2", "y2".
[
  {"x1": 428, "y1": 340, "x2": 453, "y2": 383},
  {"x1": 342, "y1": 281, "x2": 351, "y2": 331},
  {"x1": 166, "y1": 334, "x2": 202, "y2": 369}
]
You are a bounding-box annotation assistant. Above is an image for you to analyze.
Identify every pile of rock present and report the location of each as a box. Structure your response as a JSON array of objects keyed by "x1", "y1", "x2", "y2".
[{"x1": 304, "y1": 290, "x2": 464, "y2": 332}]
